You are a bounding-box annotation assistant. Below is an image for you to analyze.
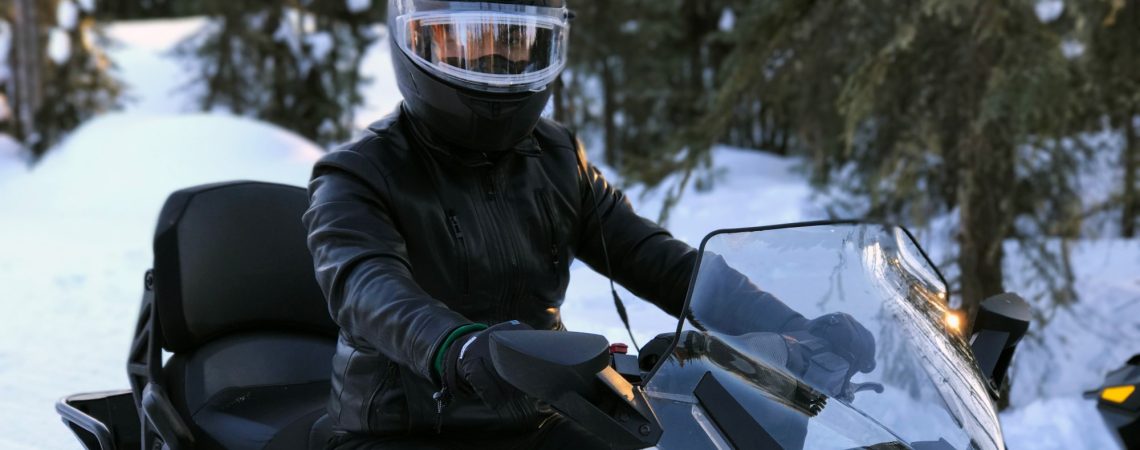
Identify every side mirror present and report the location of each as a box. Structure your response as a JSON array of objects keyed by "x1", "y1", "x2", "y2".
[{"x1": 969, "y1": 293, "x2": 1031, "y2": 398}]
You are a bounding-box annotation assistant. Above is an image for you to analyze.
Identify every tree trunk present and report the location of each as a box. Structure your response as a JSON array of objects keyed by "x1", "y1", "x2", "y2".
[
  {"x1": 9, "y1": 0, "x2": 44, "y2": 147},
  {"x1": 601, "y1": 57, "x2": 618, "y2": 169},
  {"x1": 1123, "y1": 109, "x2": 1137, "y2": 238},
  {"x1": 957, "y1": 130, "x2": 1015, "y2": 328}
]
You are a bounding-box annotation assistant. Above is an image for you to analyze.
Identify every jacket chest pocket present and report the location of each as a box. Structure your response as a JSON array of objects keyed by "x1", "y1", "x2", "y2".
[
  {"x1": 445, "y1": 209, "x2": 470, "y2": 297},
  {"x1": 535, "y1": 189, "x2": 567, "y2": 288}
]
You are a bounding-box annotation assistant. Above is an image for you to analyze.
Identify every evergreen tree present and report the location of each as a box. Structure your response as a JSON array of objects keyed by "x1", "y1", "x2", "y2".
[
  {"x1": 0, "y1": 0, "x2": 120, "y2": 156},
  {"x1": 94, "y1": 0, "x2": 206, "y2": 20},
  {"x1": 1074, "y1": 0, "x2": 1140, "y2": 237},
  {"x1": 179, "y1": 0, "x2": 383, "y2": 146},
  {"x1": 558, "y1": 0, "x2": 738, "y2": 181},
  {"x1": 671, "y1": 0, "x2": 1091, "y2": 328}
]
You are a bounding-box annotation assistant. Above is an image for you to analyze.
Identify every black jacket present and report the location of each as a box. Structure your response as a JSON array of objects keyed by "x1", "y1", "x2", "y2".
[{"x1": 303, "y1": 105, "x2": 699, "y2": 435}]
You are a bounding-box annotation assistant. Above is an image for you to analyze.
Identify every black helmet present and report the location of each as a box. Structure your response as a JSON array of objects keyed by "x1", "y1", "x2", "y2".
[{"x1": 387, "y1": 0, "x2": 570, "y2": 153}]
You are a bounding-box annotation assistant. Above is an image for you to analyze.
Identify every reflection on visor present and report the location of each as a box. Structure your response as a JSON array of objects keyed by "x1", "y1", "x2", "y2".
[
  {"x1": 409, "y1": 20, "x2": 556, "y2": 75},
  {"x1": 396, "y1": 10, "x2": 568, "y2": 92}
]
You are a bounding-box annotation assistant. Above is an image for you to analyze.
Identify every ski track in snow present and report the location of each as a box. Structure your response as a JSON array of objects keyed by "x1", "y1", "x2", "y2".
[{"x1": 0, "y1": 16, "x2": 1136, "y2": 450}]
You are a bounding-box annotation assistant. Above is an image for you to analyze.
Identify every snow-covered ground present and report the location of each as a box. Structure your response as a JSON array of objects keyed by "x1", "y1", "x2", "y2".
[{"x1": 0, "y1": 16, "x2": 1137, "y2": 450}]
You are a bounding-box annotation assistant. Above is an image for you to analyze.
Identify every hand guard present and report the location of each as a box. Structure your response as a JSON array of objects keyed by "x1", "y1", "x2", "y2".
[{"x1": 442, "y1": 320, "x2": 534, "y2": 408}]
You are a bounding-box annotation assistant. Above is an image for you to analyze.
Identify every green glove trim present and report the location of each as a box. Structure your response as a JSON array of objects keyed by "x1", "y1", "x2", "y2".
[{"x1": 433, "y1": 323, "x2": 488, "y2": 378}]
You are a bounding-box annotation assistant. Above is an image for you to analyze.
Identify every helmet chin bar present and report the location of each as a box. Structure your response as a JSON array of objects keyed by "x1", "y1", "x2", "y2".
[{"x1": 391, "y1": 36, "x2": 553, "y2": 153}]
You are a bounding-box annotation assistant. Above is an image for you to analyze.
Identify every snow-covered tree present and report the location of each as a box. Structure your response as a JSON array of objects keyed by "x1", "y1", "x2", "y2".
[
  {"x1": 0, "y1": 0, "x2": 120, "y2": 157},
  {"x1": 179, "y1": 0, "x2": 384, "y2": 146}
]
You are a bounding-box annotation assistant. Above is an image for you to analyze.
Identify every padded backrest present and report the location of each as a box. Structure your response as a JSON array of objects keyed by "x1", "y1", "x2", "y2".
[{"x1": 153, "y1": 181, "x2": 336, "y2": 353}]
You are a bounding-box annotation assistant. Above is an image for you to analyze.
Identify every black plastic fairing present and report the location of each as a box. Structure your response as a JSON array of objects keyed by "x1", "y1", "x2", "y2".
[
  {"x1": 694, "y1": 371, "x2": 785, "y2": 450},
  {"x1": 488, "y1": 330, "x2": 662, "y2": 449},
  {"x1": 969, "y1": 293, "x2": 1031, "y2": 396}
]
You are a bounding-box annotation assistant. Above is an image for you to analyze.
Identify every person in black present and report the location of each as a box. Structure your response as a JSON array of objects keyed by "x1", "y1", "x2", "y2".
[{"x1": 303, "y1": 1, "x2": 875, "y2": 448}]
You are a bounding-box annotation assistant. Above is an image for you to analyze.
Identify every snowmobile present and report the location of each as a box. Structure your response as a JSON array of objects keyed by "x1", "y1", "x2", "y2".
[
  {"x1": 56, "y1": 180, "x2": 1031, "y2": 450},
  {"x1": 1087, "y1": 355, "x2": 1140, "y2": 449}
]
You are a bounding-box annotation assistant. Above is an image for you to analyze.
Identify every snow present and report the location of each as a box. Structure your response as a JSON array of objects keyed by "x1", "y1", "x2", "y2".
[
  {"x1": 47, "y1": 28, "x2": 71, "y2": 65},
  {"x1": 76, "y1": 0, "x2": 95, "y2": 13},
  {"x1": 718, "y1": 8, "x2": 736, "y2": 32},
  {"x1": 1006, "y1": 239, "x2": 1140, "y2": 404},
  {"x1": 0, "y1": 134, "x2": 26, "y2": 182},
  {"x1": 1035, "y1": 0, "x2": 1065, "y2": 23},
  {"x1": 1062, "y1": 38, "x2": 1087, "y2": 59},
  {"x1": 105, "y1": 16, "x2": 206, "y2": 52},
  {"x1": 346, "y1": 0, "x2": 373, "y2": 14},
  {"x1": 1001, "y1": 397, "x2": 1121, "y2": 450},
  {"x1": 307, "y1": 31, "x2": 334, "y2": 63},
  {"x1": 57, "y1": 0, "x2": 80, "y2": 31},
  {"x1": 0, "y1": 15, "x2": 1135, "y2": 450},
  {"x1": 103, "y1": 17, "x2": 206, "y2": 114}
]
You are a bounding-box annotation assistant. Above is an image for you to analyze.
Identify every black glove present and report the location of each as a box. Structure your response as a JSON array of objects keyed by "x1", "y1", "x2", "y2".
[
  {"x1": 442, "y1": 320, "x2": 533, "y2": 408},
  {"x1": 795, "y1": 312, "x2": 877, "y2": 375}
]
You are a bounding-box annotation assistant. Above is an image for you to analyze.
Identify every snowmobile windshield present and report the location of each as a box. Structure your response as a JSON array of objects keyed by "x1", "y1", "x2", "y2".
[
  {"x1": 645, "y1": 223, "x2": 1004, "y2": 450},
  {"x1": 392, "y1": 0, "x2": 570, "y2": 93}
]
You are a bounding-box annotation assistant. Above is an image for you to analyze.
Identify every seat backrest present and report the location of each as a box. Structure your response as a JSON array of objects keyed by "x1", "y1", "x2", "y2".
[{"x1": 152, "y1": 181, "x2": 336, "y2": 353}]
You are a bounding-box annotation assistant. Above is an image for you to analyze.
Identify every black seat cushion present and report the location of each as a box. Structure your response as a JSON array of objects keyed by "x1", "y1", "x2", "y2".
[
  {"x1": 195, "y1": 382, "x2": 329, "y2": 450},
  {"x1": 153, "y1": 181, "x2": 337, "y2": 353},
  {"x1": 165, "y1": 333, "x2": 335, "y2": 450}
]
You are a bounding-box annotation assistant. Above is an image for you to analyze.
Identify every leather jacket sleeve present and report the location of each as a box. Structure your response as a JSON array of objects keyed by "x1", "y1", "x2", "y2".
[
  {"x1": 571, "y1": 135, "x2": 698, "y2": 318},
  {"x1": 689, "y1": 253, "x2": 808, "y2": 334},
  {"x1": 303, "y1": 146, "x2": 471, "y2": 381},
  {"x1": 570, "y1": 133, "x2": 807, "y2": 329}
]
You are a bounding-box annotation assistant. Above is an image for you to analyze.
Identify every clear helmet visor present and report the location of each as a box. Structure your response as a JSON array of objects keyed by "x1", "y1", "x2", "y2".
[{"x1": 392, "y1": 0, "x2": 570, "y2": 93}]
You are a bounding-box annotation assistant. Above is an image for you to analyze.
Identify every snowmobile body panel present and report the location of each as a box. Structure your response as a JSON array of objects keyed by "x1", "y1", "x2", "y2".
[{"x1": 1089, "y1": 355, "x2": 1140, "y2": 449}]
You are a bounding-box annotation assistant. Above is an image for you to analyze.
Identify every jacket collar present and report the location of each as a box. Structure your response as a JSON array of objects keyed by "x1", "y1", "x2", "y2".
[{"x1": 398, "y1": 104, "x2": 542, "y2": 168}]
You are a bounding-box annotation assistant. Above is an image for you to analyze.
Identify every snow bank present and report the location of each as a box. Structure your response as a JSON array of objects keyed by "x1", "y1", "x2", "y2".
[
  {"x1": 0, "y1": 134, "x2": 26, "y2": 183},
  {"x1": 103, "y1": 17, "x2": 207, "y2": 114},
  {"x1": 1007, "y1": 239, "x2": 1140, "y2": 405},
  {"x1": 1002, "y1": 397, "x2": 1120, "y2": 449},
  {"x1": 0, "y1": 114, "x2": 321, "y2": 449},
  {"x1": 1, "y1": 114, "x2": 320, "y2": 220},
  {"x1": 104, "y1": 16, "x2": 207, "y2": 52}
]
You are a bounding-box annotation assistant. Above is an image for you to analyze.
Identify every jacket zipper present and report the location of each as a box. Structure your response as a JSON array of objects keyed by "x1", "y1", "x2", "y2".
[
  {"x1": 432, "y1": 386, "x2": 451, "y2": 433},
  {"x1": 446, "y1": 210, "x2": 470, "y2": 295},
  {"x1": 482, "y1": 167, "x2": 516, "y2": 321},
  {"x1": 363, "y1": 361, "x2": 398, "y2": 430},
  {"x1": 536, "y1": 189, "x2": 563, "y2": 283}
]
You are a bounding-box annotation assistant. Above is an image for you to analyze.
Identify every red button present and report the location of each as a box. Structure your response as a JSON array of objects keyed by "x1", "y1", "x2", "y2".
[{"x1": 609, "y1": 343, "x2": 629, "y2": 354}]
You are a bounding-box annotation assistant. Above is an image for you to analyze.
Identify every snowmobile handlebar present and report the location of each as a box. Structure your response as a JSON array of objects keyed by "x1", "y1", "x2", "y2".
[{"x1": 488, "y1": 330, "x2": 663, "y2": 450}]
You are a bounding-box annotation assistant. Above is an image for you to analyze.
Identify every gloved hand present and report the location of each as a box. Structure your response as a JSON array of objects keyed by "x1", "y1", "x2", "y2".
[
  {"x1": 441, "y1": 320, "x2": 533, "y2": 408},
  {"x1": 793, "y1": 312, "x2": 877, "y2": 375}
]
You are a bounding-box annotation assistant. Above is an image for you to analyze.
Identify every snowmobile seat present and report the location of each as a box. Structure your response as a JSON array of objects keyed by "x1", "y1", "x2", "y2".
[{"x1": 129, "y1": 181, "x2": 338, "y2": 450}]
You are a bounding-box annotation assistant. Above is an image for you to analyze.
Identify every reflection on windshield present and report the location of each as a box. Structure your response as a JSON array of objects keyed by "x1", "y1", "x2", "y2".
[{"x1": 646, "y1": 224, "x2": 1002, "y2": 450}]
